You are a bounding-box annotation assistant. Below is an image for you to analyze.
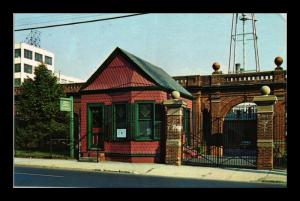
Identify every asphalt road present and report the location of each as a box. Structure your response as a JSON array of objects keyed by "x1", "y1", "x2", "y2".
[{"x1": 14, "y1": 165, "x2": 286, "y2": 188}]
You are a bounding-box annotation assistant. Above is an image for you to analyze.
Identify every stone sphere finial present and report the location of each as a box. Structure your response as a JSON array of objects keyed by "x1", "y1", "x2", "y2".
[
  {"x1": 171, "y1": 91, "x2": 180, "y2": 99},
  {"x1": 261, "y1": 85, "x2": 271, "y2": 96},
  {"x1": 274, "y1": 56, "x2": 283, "y2": 69},
  {"x1": 212, "y1": 62, "x2": 221, "y2": 72}
]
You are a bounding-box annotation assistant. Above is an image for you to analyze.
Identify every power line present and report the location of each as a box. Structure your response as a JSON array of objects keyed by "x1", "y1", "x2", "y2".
[
  {"x1": 14, "y1": 13, "x2": 148, "y2": 32},
  {"x1": 15, "y1": 14, "x2": 107, "y2": 27}
]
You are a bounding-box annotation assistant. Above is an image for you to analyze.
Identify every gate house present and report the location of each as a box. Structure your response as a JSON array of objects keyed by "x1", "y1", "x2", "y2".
[{"x1": 79, "y1": 47, "x2": 193, "y2": 163}]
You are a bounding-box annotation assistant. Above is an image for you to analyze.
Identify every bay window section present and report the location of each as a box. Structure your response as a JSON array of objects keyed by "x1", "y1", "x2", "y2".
[
  {"x1": 114, "y1": 103, "x2": 127, "y2": 140},
  {"x1": 136, "y1": 102, "x2": 162, "y2": 141},
  {"x1": 137, "y1": 103, "x2": 153, "y2": 140}
]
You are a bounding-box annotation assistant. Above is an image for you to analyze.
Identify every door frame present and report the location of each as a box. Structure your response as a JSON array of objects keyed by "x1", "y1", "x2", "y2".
[{"x1": 87, "y1": 103, "x2": 105, "y2": 150}]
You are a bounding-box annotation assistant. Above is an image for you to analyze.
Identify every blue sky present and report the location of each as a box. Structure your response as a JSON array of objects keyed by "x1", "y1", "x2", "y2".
[{"x1": 14, "y1": 13, "x2": 287, "y2": 81}]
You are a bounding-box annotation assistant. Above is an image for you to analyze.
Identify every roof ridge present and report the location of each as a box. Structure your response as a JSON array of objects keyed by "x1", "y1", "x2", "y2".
[{"x1": 118, "y1": 48, "x2": 193, "y2": 98}]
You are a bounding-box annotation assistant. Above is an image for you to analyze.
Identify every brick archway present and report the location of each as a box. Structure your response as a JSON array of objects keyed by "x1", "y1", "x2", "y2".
[{"x1": 219, "y1": 96, "x2": 256, "y2": 119}]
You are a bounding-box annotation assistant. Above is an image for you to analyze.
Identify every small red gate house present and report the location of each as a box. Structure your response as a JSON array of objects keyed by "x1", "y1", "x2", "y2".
[{"x1": 79, "y1": 47, "x2": 193, "y2": 163}]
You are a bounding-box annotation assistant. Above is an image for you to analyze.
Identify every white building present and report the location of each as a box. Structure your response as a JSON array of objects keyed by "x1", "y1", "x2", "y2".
[
  {"x1": 54, "y1": 71, "x2": 85, "y2": 84},
  {"x1": 14, "y1": 42, "x2": 84, "y2": 85},
  {"x1": 14, "y1": 42, "x2": 55, "y2": 86}
]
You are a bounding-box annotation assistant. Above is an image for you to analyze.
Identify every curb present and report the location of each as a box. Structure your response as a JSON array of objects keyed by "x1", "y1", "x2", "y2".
[{"x1": 14, "y1": 159, "x2": 287, "y2": 185}]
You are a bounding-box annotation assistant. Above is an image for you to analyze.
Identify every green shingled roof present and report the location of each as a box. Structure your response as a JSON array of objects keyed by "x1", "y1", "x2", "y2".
[{"x1": 118, "y1": 48, "x2": 193, "y2": 99}]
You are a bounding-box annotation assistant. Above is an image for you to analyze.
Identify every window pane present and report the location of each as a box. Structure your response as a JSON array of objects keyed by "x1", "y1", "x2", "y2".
[
  {"x1": 138, "y1": 120, "x2": 152, "y2": 138},
  {"x1": 139, "y1": 103, "x2": 152, "y2": 119},
  {"x1": 24, "y1": 49, "x2": 32, "y2": 59},
  {"x1": 45, "y1": 56, "x2": 52, "y2": 65},
  {"x1": 24, "y1": 64, "x2": 32, "y2": 74},
  {"x1": 15, "y1": 49, "x2": 21, "y2": 58},
  {"x1": 35, "y1": 53, "x2": 43, "y2": 62},
  {"x1": 15, "y1": 78, "x2": 21, "y2": 86},
  {"x1": 115, "y1": 104, "x2": 126, "y2": 129},
  {"x1": 91, "y1": 107, "x2": 102, "y2": 128},
  {"x1": 15, "y1": 64, "x2": 21, "y2": 72}
]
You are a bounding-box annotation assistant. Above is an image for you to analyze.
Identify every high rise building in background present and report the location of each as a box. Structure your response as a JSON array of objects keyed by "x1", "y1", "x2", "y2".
[{"x1": 14, "y1": 42, "x2": 84, "y2": 86}]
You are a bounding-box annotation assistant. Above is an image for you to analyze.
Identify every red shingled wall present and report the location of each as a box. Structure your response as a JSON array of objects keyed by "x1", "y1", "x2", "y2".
[{"x1": 83, "y1": 55, "x2": 156, "y2": 91}]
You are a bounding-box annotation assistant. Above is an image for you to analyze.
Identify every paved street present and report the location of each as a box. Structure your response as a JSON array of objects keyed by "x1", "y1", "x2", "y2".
[{"x1": 14, "y1": 166, "x2": 285, "y2": 188}]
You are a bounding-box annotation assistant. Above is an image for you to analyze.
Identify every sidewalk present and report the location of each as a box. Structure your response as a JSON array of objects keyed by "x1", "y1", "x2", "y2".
[{"x1": 14, "y1": 157, "x2": 287, "y2": 185}]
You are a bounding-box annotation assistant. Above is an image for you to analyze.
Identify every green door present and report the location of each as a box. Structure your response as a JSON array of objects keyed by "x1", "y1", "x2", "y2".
[{"x1": 88, "y1": 104, "x2": 104, "y2": 150}]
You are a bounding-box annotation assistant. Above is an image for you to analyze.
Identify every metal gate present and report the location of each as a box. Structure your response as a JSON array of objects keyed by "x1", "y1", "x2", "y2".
[{"x1": 183, "y1": 107, "x2": 258, "y2": 169}]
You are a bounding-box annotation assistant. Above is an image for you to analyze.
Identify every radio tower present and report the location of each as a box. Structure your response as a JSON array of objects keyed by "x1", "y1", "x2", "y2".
[
  {"x1": 228, "y1": 13, "x2": 260, "y2": 74},
  {"x1": 24, "y1": 30, "x2": 41, "y2": 48}
]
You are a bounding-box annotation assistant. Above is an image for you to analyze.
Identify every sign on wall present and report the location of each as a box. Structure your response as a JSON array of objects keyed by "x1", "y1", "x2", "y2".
[
  {"x1": 117, "y1": 129, "x2": 126, "y2": 138},
  {"x1": 60, "y1": 98, "x2": 71, "y2": 112}
]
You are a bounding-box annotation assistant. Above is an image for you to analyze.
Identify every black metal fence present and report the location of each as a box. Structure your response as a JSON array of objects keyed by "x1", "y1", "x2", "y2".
[
  {"x1": 184, "y1": 113, "x2": 287, "y2": 170},
  {"x1": 183, "y1": 115, "x2": 258, "y2": 169}
]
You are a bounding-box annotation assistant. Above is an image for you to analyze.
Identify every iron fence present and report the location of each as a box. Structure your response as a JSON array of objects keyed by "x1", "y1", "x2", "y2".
[
  {"x1": 15, "y1": 113, "x2": 79, "y2": 159},
  {"x1": 183, "y1": 115, "x2": 258, "y2": 169}
]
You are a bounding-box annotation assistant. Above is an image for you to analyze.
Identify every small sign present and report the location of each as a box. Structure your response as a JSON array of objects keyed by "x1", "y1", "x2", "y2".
[
  {"x1": 117, "y1": 129, "x2": 126, "y2": 138},
  {"x1": 146, "y1": 128, "x2": 152, "y2": 135},
  {"x1": 60, "y1": 98, "x2": 71, "y2": 112}
]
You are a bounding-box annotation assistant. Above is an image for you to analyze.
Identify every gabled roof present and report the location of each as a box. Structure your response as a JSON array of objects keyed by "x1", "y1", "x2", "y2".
[{"x1": 81, "y1": 47, "x2": 193, "y2": 99}]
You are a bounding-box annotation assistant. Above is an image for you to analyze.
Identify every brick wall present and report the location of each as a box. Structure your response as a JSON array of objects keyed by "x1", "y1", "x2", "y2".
[
  {"x1": 104, "y1": 141, "x2": 161, "y2": 154},
  {"x1": 130, "y1": 91, "x2": 167, "y2": 103},
  {"x1": 104, "y1": 141, "x2": 160, "y2": 163},
  {"x1": 257, "y1": 113, "x2": 274, "y2": 139}
]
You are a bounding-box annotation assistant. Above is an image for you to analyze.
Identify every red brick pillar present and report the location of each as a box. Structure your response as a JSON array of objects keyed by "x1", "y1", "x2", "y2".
[
  {"x1": 210, "y1": 62, "x2": 224, "y2": 156},
  {"x1": 194, "y1": 92, "x2": 202, "y2": 145},
  {"x1": 163, "y1": 91, "x2": 187, "y2": 166},
  {"x1": 273, "y1": 56, "x2": 287, "y2": 156},
  {"x1": 253, "y1": 86, "x2": 278, "y2": 170}
]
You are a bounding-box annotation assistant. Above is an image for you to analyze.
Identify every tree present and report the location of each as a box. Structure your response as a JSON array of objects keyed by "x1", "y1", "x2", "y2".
[{"x1": 15, "y1": 64, "x2": 67, "y2": 149}]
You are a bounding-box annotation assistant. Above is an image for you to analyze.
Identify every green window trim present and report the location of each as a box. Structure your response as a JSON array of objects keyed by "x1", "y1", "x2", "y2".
[
  {"x1": 112, "y1": 102, "x2": 129, "y2": 141},
  {"x1": 86, "y1": 102, "x2": 163, "y2": 145},
  {"x1": 135, "y1": 101, "x2": 163, "y2": 141},
  {"x1": 104, "y1": 105, "x2": 113, "y2": 141},
  {"x1": 87, "y1": 103, "x2": 104, "y2": 150},
  {"x1": 154, "y1": 104, "x2": 164, "y2": 140}
]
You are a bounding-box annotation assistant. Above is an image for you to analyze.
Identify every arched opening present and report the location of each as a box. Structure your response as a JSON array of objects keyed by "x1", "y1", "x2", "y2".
[{"x1": 223, "y1": 102, "x2": 257, "y2": 158}]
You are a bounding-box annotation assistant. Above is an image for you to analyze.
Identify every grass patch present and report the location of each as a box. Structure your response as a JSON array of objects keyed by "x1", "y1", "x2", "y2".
[{"x1": 15, "y1": 150, "x2": 72, "y2": 159}]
